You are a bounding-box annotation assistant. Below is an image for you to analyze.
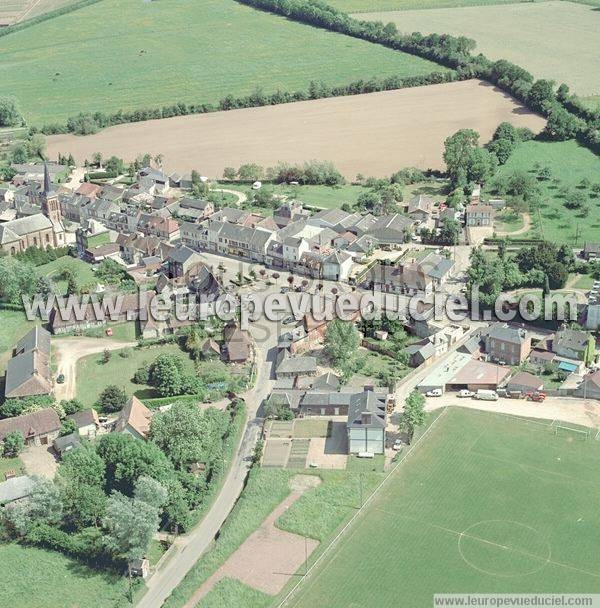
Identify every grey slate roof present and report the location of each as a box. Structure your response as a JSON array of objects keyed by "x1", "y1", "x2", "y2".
[
  {"x1": 277, "y1": 355, "x2": 317, "y2": 375},
  {"x1": 346, "y1": 391, "x2": 387, "y2": 429}
]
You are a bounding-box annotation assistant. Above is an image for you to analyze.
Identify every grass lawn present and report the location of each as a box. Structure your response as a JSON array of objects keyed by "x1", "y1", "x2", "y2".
[
  {"x1": 0, "y1": 307, "x2": 37, "y2": 374},
  {"x1": 494, "y1": 209, "x2": 524, "y2": 233},
  {"x1": 0, "y1": 543, "x2": 131, "y2": 608},
  {"x1": 0, "y1": 0, "x2": 444, "y2": 125},
  {"x1": 287, "y1": 407, "x2": 600, "y2": 607},
  {"x1": 494, "y1": 139, "x2": 600, "y2": 246},
  {"x1": 75, "y1": 343, "x2": 196, "y2": 407},
  {"x1": 37, "y1": 256, "x2": 97, "y2": 295},
  {"x1": 357, "y1": 1, "x2": 600, "y2": 97},
  {"x1": 293, "y1": 419, "x2": 331, "y2": 439},
  {"x1": 219, "y1": 180, "x2": 447, "y2": 212},
  {"x1": 0, "y1": 455, "x2": 26, "y2": 478}
]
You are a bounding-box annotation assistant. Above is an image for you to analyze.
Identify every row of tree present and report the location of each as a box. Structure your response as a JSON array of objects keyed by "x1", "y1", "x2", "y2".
[
  {"x1": 39, "y1": 70, "x2": 454, "y2": 136},
  {"x1": 238, "y1": 0, "x2": 599, "y2": 155}
]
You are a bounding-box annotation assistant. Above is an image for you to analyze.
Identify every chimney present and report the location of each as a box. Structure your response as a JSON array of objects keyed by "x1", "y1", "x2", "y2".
[{"x1": 361, "y1": 412, "x2": 372, "y2": 426}]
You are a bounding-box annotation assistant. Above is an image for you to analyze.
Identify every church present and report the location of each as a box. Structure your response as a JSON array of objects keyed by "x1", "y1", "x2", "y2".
[{"x1": 0, "y1": 164, "x2": 65, "y2": 255}]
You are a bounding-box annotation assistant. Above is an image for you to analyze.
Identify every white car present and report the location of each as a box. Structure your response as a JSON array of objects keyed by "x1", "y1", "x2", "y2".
[
  {"x1": 426, "y1": 389, "x2": 442, "y2": 397},
  {"x1": 458, "y1": 389, "x2": 474, "y2": 398},
  {"x1": 392, "y1": 439, "x2": 403, "y2": 451}
]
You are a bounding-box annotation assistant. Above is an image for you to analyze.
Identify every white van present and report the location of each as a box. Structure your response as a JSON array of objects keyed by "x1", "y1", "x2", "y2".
[{"x1": 474, "y1": 389, "x2": 499, "y2": 401}]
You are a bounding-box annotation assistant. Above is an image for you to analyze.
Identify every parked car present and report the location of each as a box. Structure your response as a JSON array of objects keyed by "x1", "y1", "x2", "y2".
[
  {"x1": 56, "y1": 373, "x2": 65, "y2": 384},
  {"x1": 426, "y1": 389, "x2": 442, "y2": 397},
  {"x1": 458, "y1": 389, "x2": 474, "y2": 398},
  {"x1": 282, "y1": 315, "x2": 296, "y2": 325},
  {"x1": 392, "y1": 439, "x2": 403, "y2": 451}
]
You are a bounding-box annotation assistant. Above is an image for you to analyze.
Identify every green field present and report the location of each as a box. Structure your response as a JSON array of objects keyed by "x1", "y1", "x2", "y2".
[
  {"x1": 357, "y1": 1, "x2": 600, "y2": 97},
  {"x1": 0, "y1": 0, "x2": 444, "y2": 125},
  {"x1": 336, "y1": 0, "x2": 537, "y2": 11},
  {"x1": 287, "y1": 408, "x2": 600, "y2": 607},
  {"x1": 0, "y1": 543, "x2": 131, "y2": 608},
  {"x1": 76, "y1": 343, "x2": 196, "y2": 407},
  {"x1": 494, "y1": 139, "x2": 600, "y2": 246},
  {"x1": 220, "y1": 180, "x2": 447, "y2": 212}
]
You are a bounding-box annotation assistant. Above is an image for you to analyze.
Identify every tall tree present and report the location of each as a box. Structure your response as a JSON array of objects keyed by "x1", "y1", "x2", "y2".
[
  {"x1": 324, "y1": 319, "x2": 360, "y2": 366},
  {"x1": 402, "y1": 391, "x2": 426, "y2": 442}
]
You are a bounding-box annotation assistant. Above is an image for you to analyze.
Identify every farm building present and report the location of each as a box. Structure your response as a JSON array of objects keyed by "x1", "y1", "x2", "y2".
[{"x1": 0, "y1": 408, "x2": 60, "y2": 447}]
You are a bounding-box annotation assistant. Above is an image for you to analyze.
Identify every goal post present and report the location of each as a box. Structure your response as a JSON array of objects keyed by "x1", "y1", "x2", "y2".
[{"x1": 553, "y1": 425, "x2": 590, "y2": 441}]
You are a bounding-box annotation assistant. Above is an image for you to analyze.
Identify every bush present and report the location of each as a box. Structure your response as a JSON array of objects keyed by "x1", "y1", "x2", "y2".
[{"x1": 97, "y1": 385, "x2": 128, "y2": 412}]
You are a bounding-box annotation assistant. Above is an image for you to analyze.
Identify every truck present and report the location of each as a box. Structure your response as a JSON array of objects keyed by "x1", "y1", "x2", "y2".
[
  {"x1": 526, "y1": 391, "x2": 546, "y2": 402},
  {"x1": 474, "y1": 389, "x2": 499, "y2": 401}
]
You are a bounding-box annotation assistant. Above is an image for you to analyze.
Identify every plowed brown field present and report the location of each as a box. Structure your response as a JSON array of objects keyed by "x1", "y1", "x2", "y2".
[{"x1": 47, "y1": 80, "x2": 545, "y2": 179}]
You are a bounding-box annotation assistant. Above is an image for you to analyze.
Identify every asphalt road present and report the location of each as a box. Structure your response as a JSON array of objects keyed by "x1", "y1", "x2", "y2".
[{"x1": 136, "y1": 320, "x2": 277, "y2": 608}]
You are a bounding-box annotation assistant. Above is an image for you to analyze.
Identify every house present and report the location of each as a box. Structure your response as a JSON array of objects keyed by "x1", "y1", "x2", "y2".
[
  {"x1": 0, "y1": 408, "x2": 61, "y2": 446},
  {"x1": 586, "y1": 284, "x2": 600, "y2": 330},
  {"x1": 573, "y1": 371, "x2": 600, "y2": 400},
  {"x1": 406, "y1": 194, "x2": 434, "y2": 224},
  {"x1": 346, "y1": 390, "x2": 387, "y2": 455},
  {"x1": 308, "y1": 208, "x2": 354, "y2": 230},
  {"x1": 75, "y1": 182, "x2": 102, "y2": 199},
  {"x1": 273, "y1": 200, "x2": 310, "y2": 228},
  {"x1": 167, "y1": 245, "x2": 205, "y2": 279},
  {"x1": 114, "y1": 396, "x2": 153, "y2": 440},
  {"x1": 404, "y1": 339, "x2": 436, "y2": 367},
  {"x1": 53, "y1": 432, "x2": 82, "y2": 458},
  {"x1": 275, "y1": 354, "x2": 318, "y2": 380},
  {"x1": 553, "y1": 328, "x2": 596, "y2": 365},
  {"x1": 465, "y1": 204, "x2": 494, "y2": 227},
  {"x1": 4, "y1": 327, "x2": 52, "y2": 399},
  {"x1": 177, "y1": 198, "x2": 214, "y2": 221},
  {"x1": 0, "y1": 476, "x2": 36, "y2": 506},
  {"x1": 582, "y1": 242, "x2": 600, "y2": 260},
  {"x1": 139, "y1": 215, "x2": 180, "y2": 241},
  {"x1": 222, "y1": 323, "x2": 252, "y2": 363},
  {"x1": 484, "y1": 324, "x2": 531, "y2": 365},
  {"x1": 506, "y1": 371, "x2": 544, "y2": 394},
  {"x1": 312, "y1": 372, "x2": 340, "y2": 392},
  {"x1": 362, "y1": 213, "x2": 415, "y2": 247},
  {"x1": 67, "y1": 408, "x2": 99, "y2": 439},
  {"x1": 137, "y1": 167, "x2": 170, "y2": 194},
  {"x1": 322, "y1": 250, "x2": 353, "y2": 281}
]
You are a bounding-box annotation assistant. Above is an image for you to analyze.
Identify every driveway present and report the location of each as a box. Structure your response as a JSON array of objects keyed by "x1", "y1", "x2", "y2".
[
  {"x1": 212, "y1": 188, "x2": 247, "y2": 207},
  {"x1": 53, "y1": 337, "x2": 137, "y2": 401},
  {"x1": 20, "y1": 445, "x2": 57, "y2": 478}
]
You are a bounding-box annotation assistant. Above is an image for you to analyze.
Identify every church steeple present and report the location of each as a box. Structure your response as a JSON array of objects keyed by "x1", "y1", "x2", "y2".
[
  {"x1": 43, "y1": 162, "x2": 51, "y2": 194},
  {"x1": 40, "y1": 162, "x2": 61, "y2": 226}
]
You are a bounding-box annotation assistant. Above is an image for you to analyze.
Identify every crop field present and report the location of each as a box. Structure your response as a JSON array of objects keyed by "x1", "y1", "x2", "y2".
[
  {"x1": 494, "y1": 139, "x2": 600, "y2": 246},
  {"x1": 46, "y1": 80, "x2": 545, "y2": 179},
  {"x1": 0, "y1": 0, "x2": 443, "y2": 125},
  {"x1": 286, "y1": 408, "x2": 600, "y2": 608},
  {"x1": 357, "y1": 1, "x2": 600, "y2": 97},
  {"x1": 0, "y1": 0, "x2": 76, "y2": 26}
]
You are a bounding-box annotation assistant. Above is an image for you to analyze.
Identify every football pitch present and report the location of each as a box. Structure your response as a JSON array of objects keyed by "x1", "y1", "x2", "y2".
[{"x1": 286, "y1": 408, "x2": 600, "y2": 607}]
